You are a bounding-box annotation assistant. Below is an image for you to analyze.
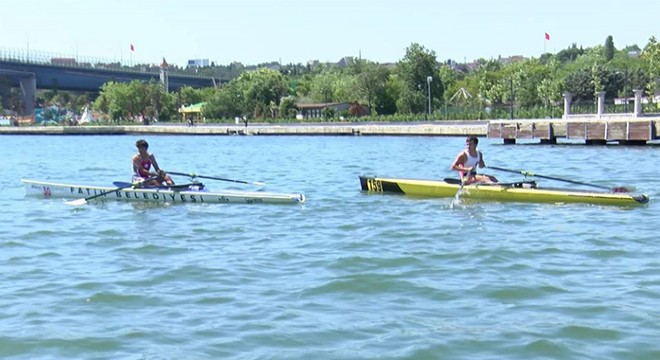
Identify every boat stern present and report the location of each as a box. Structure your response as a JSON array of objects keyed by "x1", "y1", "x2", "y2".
[{"x1": 359, "y1": 176, "x2": 405, "y2": 194}]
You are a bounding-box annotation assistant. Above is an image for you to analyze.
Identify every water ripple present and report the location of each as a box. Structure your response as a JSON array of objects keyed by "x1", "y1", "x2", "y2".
[{"x1": 1, "y1": 135, "x2": 659, "y2": 359}]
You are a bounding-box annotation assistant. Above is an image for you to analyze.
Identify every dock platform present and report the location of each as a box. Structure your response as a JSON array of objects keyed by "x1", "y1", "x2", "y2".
[{"x1": 488, "y1": 116, "x2": 659, "y2": 145}]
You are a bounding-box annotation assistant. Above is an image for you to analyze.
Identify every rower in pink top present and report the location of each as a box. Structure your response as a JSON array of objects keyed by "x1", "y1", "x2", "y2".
[{"x1": 132, "y1": 139, "x2": 175, "y2": 186}]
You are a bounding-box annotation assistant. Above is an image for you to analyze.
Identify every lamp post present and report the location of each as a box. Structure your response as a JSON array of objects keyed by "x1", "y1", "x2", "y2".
[
  {"x1": 427, "y1": 76, "x2": 433, "y2": 120},
  {"x1": 624, "y1": 68, "x2": 628, "y2": 113},
  {"x1": 510, "y1": 78, "x2": 514, "y2": 120}
]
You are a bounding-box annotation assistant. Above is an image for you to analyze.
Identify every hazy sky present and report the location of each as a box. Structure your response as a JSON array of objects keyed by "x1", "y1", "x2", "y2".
[{"x1": 2, "y1": 0, "x2": 658, "y2": 67}]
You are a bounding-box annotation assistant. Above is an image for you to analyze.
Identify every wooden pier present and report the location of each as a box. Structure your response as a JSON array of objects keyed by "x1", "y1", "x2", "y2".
[{"x1": 487, "y1": 117, "x2": 659, "y2": 145}]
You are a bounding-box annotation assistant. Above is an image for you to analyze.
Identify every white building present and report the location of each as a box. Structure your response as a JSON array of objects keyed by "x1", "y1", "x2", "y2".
[{"x1": 187, "y1": 59, "x2": 210, "y2": 67}]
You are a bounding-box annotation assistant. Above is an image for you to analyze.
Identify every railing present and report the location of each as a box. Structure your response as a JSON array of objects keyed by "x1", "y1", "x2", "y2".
[{"x1": 0, "y1": 47, "x2": 209, "y2": 79}]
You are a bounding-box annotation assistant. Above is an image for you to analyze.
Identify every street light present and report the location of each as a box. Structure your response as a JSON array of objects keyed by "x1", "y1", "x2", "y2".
[
  {"x1": 510, "y1": 78, "x2": 514, "y2": 120},
  {"x1": 427, "y1": 76, "x2": 433, "y2": 119},
  {"x1": 624, "y1": 68, "x2": 629, "y2": 113}
]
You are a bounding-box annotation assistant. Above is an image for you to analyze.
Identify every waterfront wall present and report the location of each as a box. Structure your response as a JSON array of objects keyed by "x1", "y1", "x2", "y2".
[
  {"x1": 488, "y1": 116, "x2": 660, "y2": 145},
  {"x1": 0, "y1": 122, "x2": 488, "y2": 137}
]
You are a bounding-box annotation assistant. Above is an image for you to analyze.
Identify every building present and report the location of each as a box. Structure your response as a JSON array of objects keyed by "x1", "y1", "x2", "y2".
[
  {"x1": 178, "y1": 102, "x2": 207, "y2": 124},
  {"x1": 498, "y1": 55, "x2": 525, "y2": 65},
  {"x1": 296, "y1": 102, "x2": 370, "y2": 119},
  {"x1": 337, "y1": 56, "x2": 355, "y2": 68},
  {"x1": 187, "y1": 59, "x2": 210, "y2": 67}
]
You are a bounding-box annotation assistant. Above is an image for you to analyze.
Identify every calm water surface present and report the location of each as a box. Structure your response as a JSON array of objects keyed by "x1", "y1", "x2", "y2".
[{"x1": 1, "y1": 134, "x2": 659, "y2": 359}]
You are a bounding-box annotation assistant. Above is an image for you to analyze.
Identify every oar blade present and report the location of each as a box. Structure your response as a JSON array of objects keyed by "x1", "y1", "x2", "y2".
[
  {"x1": 65, "y1": 198, "x2": 88, "y2": 206},
  {"x1": 612, "y1": 186, "x2": 635, "y2": 193}
]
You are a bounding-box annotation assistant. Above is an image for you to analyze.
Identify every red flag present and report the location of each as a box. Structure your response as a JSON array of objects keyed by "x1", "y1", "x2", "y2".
[
  {"x1": 130, "y1": 44, "x2": 135, "y2": 51},
  {"x1": 544, "y1": 32, "x2": 550, "y2": 41}
]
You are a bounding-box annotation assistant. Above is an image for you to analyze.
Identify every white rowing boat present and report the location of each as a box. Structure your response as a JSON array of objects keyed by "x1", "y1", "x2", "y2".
[{"x1": 21, "y1": 179, "x2": 306, "y2": 205}]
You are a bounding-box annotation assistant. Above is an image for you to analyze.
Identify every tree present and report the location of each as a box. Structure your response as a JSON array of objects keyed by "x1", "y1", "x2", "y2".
[
  {"x1": 438, "y1": 65, "x2": 459, "y2": 106},
  {"x1": 564, "y1": 68, "x2": 594, "y2": 101},
  {"x1": 591, "y1": 62, "x2": 607, "y2": 97},
  {"x1": 233, "y1": 68, "x2": 288, "y2": 118},
  {"x1": 556, "y1": 43, "x2": 585, "y2": 63},
  {"x1": 144, "y1": 81, "x2": 175, "y2": 121},
  {"x1": 332, "y1": 74, "x2": 359, "y2": 103},
  {"x1": 605, "y1": 35, "x2": 615, "y2": 61},
  {"x1": 279, "y1": 96, "x2": 298, "y2": 119},
  {"x1": 178, "y1": 86, "x2": 204, "y2": 106},
  {"x1": 92, "y1": 80, "x2": 175, "y2": 122},
  {"x1": 396, "y1": 43, "x2": 444, "y2": 114},
  {"x1": 537, "y1": 59, "x2": 563, "y2": 109},
  {"x1": 627, "y1": 67, "x2": 650, "y2": 96},
  {"x1": 310, "y1": 71, "x2": 337, "y2": 104},
  {"x1": 374, "y1": 74, "x2": 400, "y2": 115},
  {"x1": 499, "y1": 59, "x2": 550, "y2": 108},
  {"x1": 354, "y1": 61, "x2": 390, "y2": 112},
  {"x1": 203, "y1": 85, "x2": 243, "y2": 120},
  {"x1": 293, "y1": 74, "x2": 314, "y2": 98},
  {"x1": 475, "y1": 59, "x2": 504, "y2": 105},
  {"x1": 641, "y1": 36, "x2": 660, "y2": 98},
  {"x1": 73, "y1": 94, "x2": 90, "y2": 112}
]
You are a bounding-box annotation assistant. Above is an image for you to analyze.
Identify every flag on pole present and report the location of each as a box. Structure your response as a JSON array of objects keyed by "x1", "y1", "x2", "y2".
[
  {"x1": 130, "y1": 44, "x2": 135, "y2": 51},
  {"x1": 544, "y1": 32, "x2": 550, "y2": 41}
]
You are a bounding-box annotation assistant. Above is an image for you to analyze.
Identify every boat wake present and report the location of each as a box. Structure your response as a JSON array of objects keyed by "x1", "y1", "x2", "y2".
[{"x1": 450, "y1": 188, "x2": 467, "y2": 209}]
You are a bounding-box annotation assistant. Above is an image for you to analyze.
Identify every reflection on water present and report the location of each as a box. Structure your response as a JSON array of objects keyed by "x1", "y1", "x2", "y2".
[{"x1": 129, "y1": 201, "x2": 176, "y2": 210}]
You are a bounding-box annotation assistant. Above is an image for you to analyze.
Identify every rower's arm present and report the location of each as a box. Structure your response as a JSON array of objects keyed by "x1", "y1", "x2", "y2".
[
  {"x1": 132, "y1": 155, "x2": 150, "y2": 177},
  {"x1": 150, "y1": 154, "x2": 161, "y2": 172},
  {"x1": 450, "y1": 153, "x2": 470, "y2": 172}
]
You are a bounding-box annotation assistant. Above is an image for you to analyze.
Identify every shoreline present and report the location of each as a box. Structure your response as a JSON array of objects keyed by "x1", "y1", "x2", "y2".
[{"x1": 0, "y1": 121, "x2": 488, "y2": 136}]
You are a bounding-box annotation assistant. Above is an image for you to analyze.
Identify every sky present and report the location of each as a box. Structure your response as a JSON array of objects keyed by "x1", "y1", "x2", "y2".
[{"x1": 2, "y1": 0, "x2": 659, "y2": 68}]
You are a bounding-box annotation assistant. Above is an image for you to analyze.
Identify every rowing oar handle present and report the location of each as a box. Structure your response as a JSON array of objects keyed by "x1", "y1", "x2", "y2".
[{"x1": 167, "y1": 171, "x2": 265, "y2": 186}]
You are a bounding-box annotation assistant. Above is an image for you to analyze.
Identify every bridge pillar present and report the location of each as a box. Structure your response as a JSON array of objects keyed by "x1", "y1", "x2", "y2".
[
  {"x1": 20, "y1": 75, "x2": 36, "y2": 116},
  {"x1": 160, "y1": 58, "x2": 169, "y2": 93},
  {"x1": 596, "y1": 91, "x2": 606, "y2": 119},
  {"x1": 562, "y1": 92, "x2": 572, "y2": 119},
  {"x1": 633, "y1": 89, "x2": 643, "y2": 117}
]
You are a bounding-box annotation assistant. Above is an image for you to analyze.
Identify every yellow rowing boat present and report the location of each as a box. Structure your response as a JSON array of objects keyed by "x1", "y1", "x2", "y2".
[{"x1": 359, "y1": 176, "x2": 649, "y2": 206}]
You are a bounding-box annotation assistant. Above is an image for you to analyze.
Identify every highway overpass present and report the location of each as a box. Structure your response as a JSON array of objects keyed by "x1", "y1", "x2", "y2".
[{"x1": 0, "y1": 50, "x2": 226, "y2": 115}]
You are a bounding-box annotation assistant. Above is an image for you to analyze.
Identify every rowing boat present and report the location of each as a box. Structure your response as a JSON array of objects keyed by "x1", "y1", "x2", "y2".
[
  {"x1": 359, "y1": 176, "x2": 649, "y2": 206},
  {"x1": 22, "y1": 179, "x2": 306, "y2": 205}
]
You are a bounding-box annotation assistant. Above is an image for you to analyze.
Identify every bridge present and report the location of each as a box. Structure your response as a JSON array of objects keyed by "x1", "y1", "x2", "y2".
[{"x1": 0, "y1": 48, "x2": 226, "y2": 115}]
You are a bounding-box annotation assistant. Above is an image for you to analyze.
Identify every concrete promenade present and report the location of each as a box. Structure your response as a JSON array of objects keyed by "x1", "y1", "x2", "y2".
[{"x1": 0, "y1": 121, "x2": 488, "y2": 137}]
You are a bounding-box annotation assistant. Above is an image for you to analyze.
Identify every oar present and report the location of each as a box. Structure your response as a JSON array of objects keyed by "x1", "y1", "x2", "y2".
[
  {"x1": 65, "y1": 177, "x2": 157, "y2": 206},
  {"x1": 451, "y1": 167, "x2": 475, "y2": 206},
  {"x1": 444, "y1": 178, "x2": 537, "y2": 187},
  {"x1": 168, "y1": 171, "x2": 265, "y2": 186},
  {"x1": 488, "y1": 166, "x2": 632, "y2": 193},
  {"x1": 458, "y1": 167, "x2": 478, "y2": 189}
]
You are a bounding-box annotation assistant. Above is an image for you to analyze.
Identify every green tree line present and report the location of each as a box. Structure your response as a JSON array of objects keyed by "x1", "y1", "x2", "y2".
[{"x1": 14, "y1": 35, "x2": 660, "y2": 123}]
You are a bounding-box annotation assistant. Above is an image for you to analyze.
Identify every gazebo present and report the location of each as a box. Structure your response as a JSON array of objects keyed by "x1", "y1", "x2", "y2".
[{"x1": 178, "y1": 102, "x2": 207, "y2": 124}]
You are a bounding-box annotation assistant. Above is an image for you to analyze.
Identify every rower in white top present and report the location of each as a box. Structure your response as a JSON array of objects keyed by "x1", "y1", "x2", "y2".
[{"x1": 450, "y1": 136, "x2": 498, "y2": 184}]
